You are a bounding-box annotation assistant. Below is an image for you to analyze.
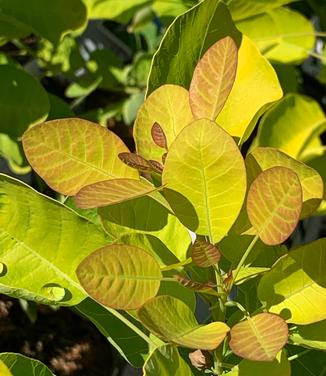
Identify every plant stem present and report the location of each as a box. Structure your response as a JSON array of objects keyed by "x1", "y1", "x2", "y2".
[
  {"x1": 288, "y1": 349, "x2": 312, "y2": 362},
  {"x1": 231, "y1": 234, "x2": 259, "y2": 289},
  {"x1": 106, "y1": 307, "x2": 156, "y2": 348}
]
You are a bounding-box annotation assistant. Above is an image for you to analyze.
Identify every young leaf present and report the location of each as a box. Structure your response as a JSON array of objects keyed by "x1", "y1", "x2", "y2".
[
  {"x1": 138, "y1": 295, "x2": 230, "y2": 350},
  {"x1": 174, "y1": 275, "x2": 217, "y2": 292},
  {"x1": 134, "y1": 85, "x2": 193, "y2": 162},
  {"x1": 189, "y1": 36, "x2": 238, "y2": 120},
  {"x1": 229, "y1": 313, "x2": 288, "y2": 361},
  {"x1": 22, "y1": 118, "x2": 137, "y2": 195},
  {"x1": 0, "y1": 353, "x2": 54, "y2": 376},
  {"x1": 162, "y1": 119, "x2": 246, "y2": 243},
  {"x1": 247, "y1": 167, "x2": 302, "y2": 245},
  {"x1": 143, "y1": 345, "x2": 193, "y2": 376},
  {"x1": 77, "y1": 244, "x2": 162, "y2": 310},
  {"x1": 191, "y1": 239, "x2": 221, "y2": 268},
  {"x1": 118, "y1": 152, "x2": 152, "y2": 172},
  {"x1": 258, "y1": 238, "x2": 326, "y2": 324},
  {"x1": 75, "y1": 178, "x2": 158, "y2": 209},
  {"x1": 246, "y1": 147, "x2": 324, "y2": 218},
  {"x1": 148, "y1": 160, "x2": 164, "y2": 174},
  {"x1": 0, "y1": 174, "x2": 109, "y2": 306},
  {"x1": 151, "y1": 122, "x2": 168, "y2": 150}
]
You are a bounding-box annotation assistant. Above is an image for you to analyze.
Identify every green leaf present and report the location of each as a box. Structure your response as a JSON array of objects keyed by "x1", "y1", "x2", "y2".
[
  {"x1": 227, "y1": 351, "x2": 291, "y2": 376},
  {"x1": 48, "y1": 94, "x2": 74, "y2": 119},
  {"x1": 287, "y1": 345, "x2": 326, "y2": 375},
  {"x1": 138, "y1": 295, "x2": 230, "y2": 350},
  {"x1": 134, "y1": 85, "x2": 194, "y2": 162},
  {"x1": 0, "y1": 353, "x2": 54, "y2": 375},
  {"x1": 216, "y1": 36, "x2": 283, "y2": 142},
  {"x1": 0, "y1": 174, "x2": 110, "y2": 305},
  {"x1": 0, "y1": 0, "x2": 87, "y2": 44},
  {"x1": 290, "y1": 320, "x2": 326, "y2": 351},
  {"x1": 99, "y1": 195, "x2": 192, "y2": 261},
  {"x1": 22, "y1": 118, "x2": 138, "y2": 195},
  {"x1": 162, "y1": 119, "x2": 247, "y2": 243},
  {"x1": 0, "y1": 65, "x2": 49, "y2": 138},
  {"x1": 228, "y1": 0, "x2": 295, "y2": 21},
  {"x1": 0, "y1": 134, "x2": 30, "y2": 175},
  {"x1": 147, "y1": 0, "x2": 241, "y2": 94},
  {"x1": 236, "y1": 8, "x2": 315, "y2": 63},
  {"x1": 75, "y1": 178, "x2": 158, "y2": 209},
  {"x1": 235, "y1": 266, "x2": 269, "y2": 285},
  {"x1": 0, "y1": 14, "x2": 31, "y2": 45},
  {"x1": 76, "y1": 298, "x2": 148, "y2": 367},
  {"x1": 246, "y1": 167, "x2": 302, "y2": 245},
  {"x1": 258, "y1": 238, "x2": 326, "y2": 324},
  {"x1": 229, "y1": 313, "x2": 288, "y2": 361},
  {"x1": 0, "y1": 360, "x2": 11, "y2": 376},
  {"x1": 256, "y1": 94, "x2": 326, "y2": 159},
  {"x1": 246, "y1": 147, "x2": 324, "y2": 218},
  {"x1": 83, "y1": 0, "x2": 151, "y2": 23},
  {"x1": 189, "y1": 36, "x2": 238, "y2": 120},
  {"x1": 77, "y1": 244, "x2": 162, "y2": 309},
  {"x1": 143, "y1": 345, "x2": 193, "y2": 376}
]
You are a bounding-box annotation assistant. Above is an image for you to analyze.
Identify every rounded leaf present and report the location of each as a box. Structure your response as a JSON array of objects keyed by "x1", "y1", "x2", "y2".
[
  {"x1": 247, "y1": 167, "x2": 302, "y2": 245},
  {"x1": 229, "y1": 313, "x2": 288, "y2": 361},
  {"x1": 23, "y1": 118, "x2": 138, "y2": 195},
  {"x1": 162, "y1": 119, "x2": 246, "y2": 243},
  {"x1": 138, "y1": 295, "x2": 230, "y2": 350},
  {"x1": 191, "y1": 239, "x2": 221, "y2": 268},
  {"x1": 77, "y1": 245, "x2": 162, "y2": 310},
  {"x1": 189, "y1": 36, "x2": 238, "y2": 120},
  {"x1": 134, "y1": 85, "x2": 193, "y2": 162}
]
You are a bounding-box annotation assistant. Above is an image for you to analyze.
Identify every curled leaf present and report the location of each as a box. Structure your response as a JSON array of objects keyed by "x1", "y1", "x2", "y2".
[
  {"x1": 174, "y1": 275, "x2": 216, "y2": 291},
  {"x1": 189, "y1": 349, "x2": 212, "y2": 370},
  {"x1": 119, "y1": 152, "x2": 152, "y2": 172}
]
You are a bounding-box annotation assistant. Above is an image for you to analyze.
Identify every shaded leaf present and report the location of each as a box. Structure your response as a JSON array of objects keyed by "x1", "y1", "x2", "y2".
[
  {"x1": 143, "y1": 345, "x2": 193, "y2": 376},
  {"x1": 236, "y1": 8, "x2": 315, "y2": 63},
  {"x1": 77, "y1": 244, "x2": 162, "y2": 310},
  {"x1": 174, "y1": 275, "x2": 216, "y2": 292},
  {"x1": 151, "y1": 122, "x2": 167, "y2": 150},
  {"x1": 0, "y1": 174, "x2": 109, "y2": 305},
  {"x1": 246, "y1": 147, "x2": 324, "y2": 218},
  {"x1": 77, "y1": 298, "x2": 148, "y2": 367},
  {"x1": 134, "y1": 85, "x2": 193, "y2": 162},
  {"x1": 0, "y1": 353, "x2": 54, "y2": 375},
  {"x1": 290, "y1": 320, "x2": 326, "y2": 351},
  {"x1": 148, "y1": 160, "x2": 164, "y2": 174},
  {"x1": 288, "y1": 345, "x2": 326, "y2": 376},
  {"x1": 119, "y1": 152, "x2": 152, "y2": 172},
  {"x1": 189, "y1": 36, "x2": 238, "y2": 120},
  {"x1": 229, "y1": 313, "x2": 288, "y2": 361},
  {"x1": 75, "y1": 178, "x2": 157, "y2": 209},
  {"x1": 0, "y1": 360, "x2": 11, "y2": 376},
  {"x1": 247, "y1": 167, "x2": 302, "y2": 245},
  {"x1": 162, "y1": 119, "x2": 246, "y2": 243},
  {"x1": 138, "y1": 295, "x2": 229, "y2": 350},
  {"x1": 23, "y1": 118, "x2": 137, "y2": 195},
  {"x1": 191, "y1": 240, "x2": 220, "y2": 268},
  {"x1": 0, "y1": 65, "x2": 49, "y2": 138},
  {"x1": 188, "y1": 349, "x2": 212, "y2": 371},
  {"x1": 258, "y1": 238, "x2": 326, "y2": 324}
]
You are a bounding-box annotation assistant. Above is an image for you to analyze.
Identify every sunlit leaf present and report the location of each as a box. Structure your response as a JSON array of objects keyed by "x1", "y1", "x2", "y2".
[
  {"x1": 144, "y1": 345, "x2": 193, "y2": 375},
  {"x1": 23, "y1": 118, "x2": 138, "y2": 195},
  {"x1": 77, "y1": 244, "x2": 162, "y2": 310},
  {"x1": 0, "y1": 65, "x2": 49, "y2": 138},
  {"x1": 229, "y1": 313, "x2": 288, "y2": 361},
  {"x1": 138, "y1": 295, "x2": 229, "y2": 350},
  {"x1": 246, "y1": 147, "x2": 324, "y2": 217},
  {"x1": 0, "y1": 353, "x2": 54, "y2": 376},
  {"x1": 258, "y1": 238, "x2": 326, "y2": 324},
  {"x1": 236, "y1": 8, "x2": 315, "y2": 63},
  {"x1": 162, "y1": 119, "x2": 246, "y2": 243},
  {"x1": 290, "y1": 320, "x2": 326, "y2": 351},
  {"x1": 216, "y1": 36, "x2": 283, "y2": 142},
  {"x1": 191, "y1": 240, "x2": 220, "y2": 268},
  {"x1": 0, "y1": 174, "x2": 110, "y2": 306},
  {"x1": 235, "y1": 266, "x2": 269, "y2": 285},
  {"x1": 256, "y1": 94, "x2": 326, "y2": 158},
  {"x1": 247, "y1": 167, "x2": 302, "y2": 245},
  {"x1": 189, "y1": 36, "x2": 238, "y2": 120},
  {"x1": 75, "y1": 178, "x2": 158, "y2": 209},
  {"x1": 134, "y1": 85, "x2": 193, "y2": 162}
]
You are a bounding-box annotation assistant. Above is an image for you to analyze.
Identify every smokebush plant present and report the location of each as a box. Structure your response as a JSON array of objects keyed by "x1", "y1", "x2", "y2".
[{"x1": 1, "y1": 0, "x2": 326, "y2": 374}]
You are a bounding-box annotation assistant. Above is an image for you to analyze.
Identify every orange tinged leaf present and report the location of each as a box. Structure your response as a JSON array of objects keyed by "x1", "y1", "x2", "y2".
[
  {"x1": 118, "y1": 152, "x2": 152, "y2": 172},
  {"x1": 247, "y1": 167, "x2": 302, "y2": 245},
  {"x1": 75, "y1": 178, "x2": 158, "y2": 209},
  {"x1": 22, "y1": 118, "x2": 137, "y2": 195},
  {"x1": 191, "y1": 239, "x2": 220, "y2": 268},
  {"x1": 189, "y1": 36, "x2": 238, "y2": 120},
  {"x1": 77, "y1": 244, "x2": 162, "y2": 310},
  {"x1": 229, "y1": 313, "x2": 288, "y2": 361}
]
